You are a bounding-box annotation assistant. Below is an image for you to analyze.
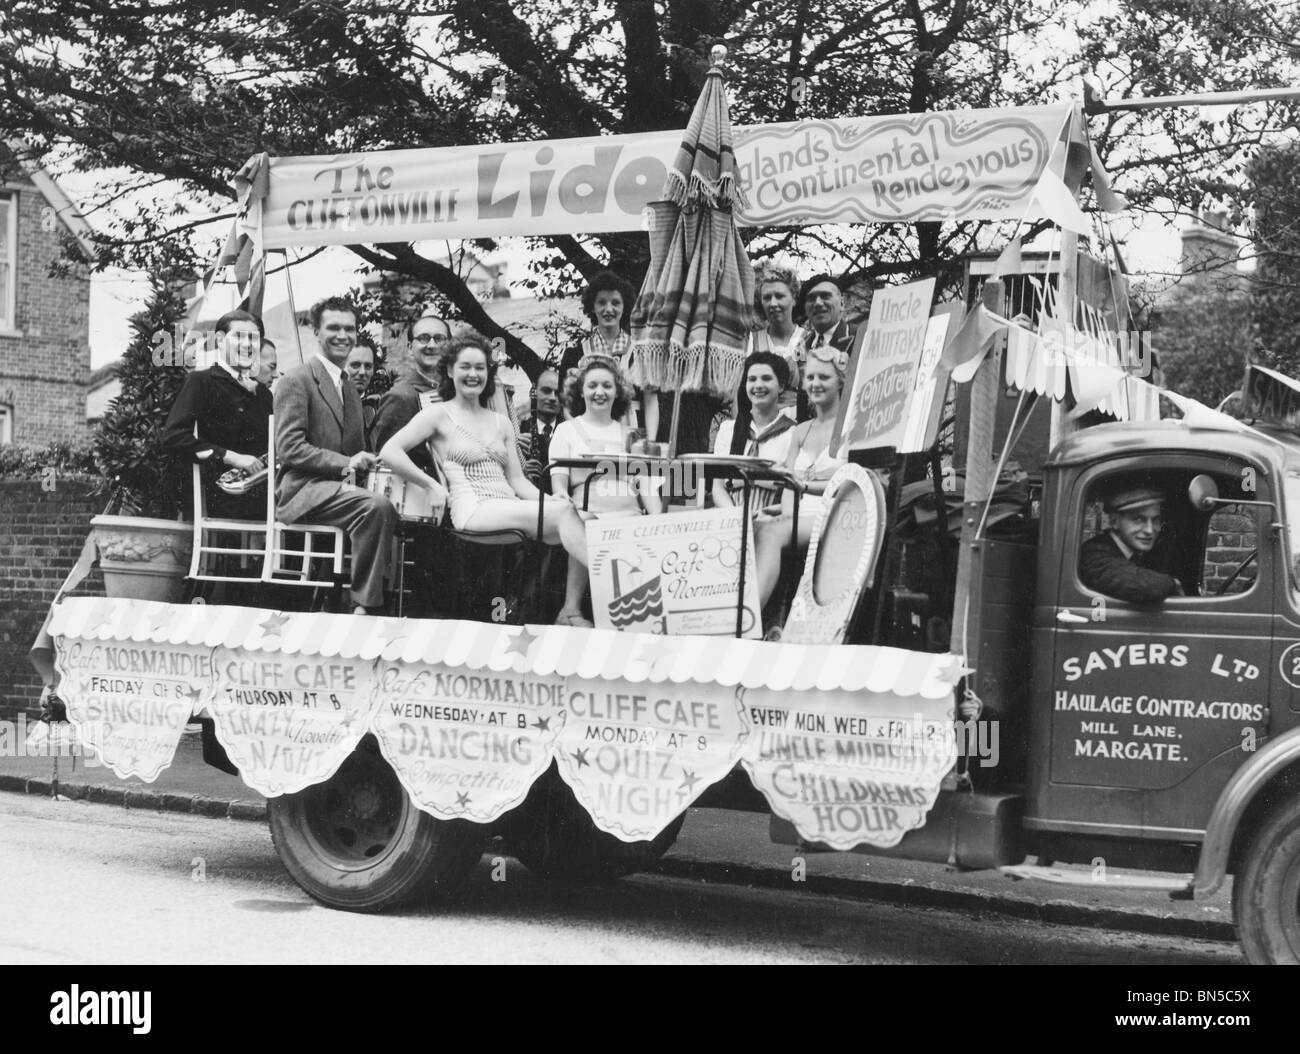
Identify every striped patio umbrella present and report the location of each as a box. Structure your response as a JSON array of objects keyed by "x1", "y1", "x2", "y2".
[{"x1": 627, "y1": 46, "x2": 760, "y2": 452}]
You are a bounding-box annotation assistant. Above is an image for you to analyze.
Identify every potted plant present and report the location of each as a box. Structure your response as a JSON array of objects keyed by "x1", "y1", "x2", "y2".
[{"x1": 89, "y1": 277, "x2": 193, "y2": 601}]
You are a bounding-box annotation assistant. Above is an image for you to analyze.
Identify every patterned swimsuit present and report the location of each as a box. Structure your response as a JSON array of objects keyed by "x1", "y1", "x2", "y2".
[{"x1": 442, "y1": 410, "x2": 516, "y2": 528}]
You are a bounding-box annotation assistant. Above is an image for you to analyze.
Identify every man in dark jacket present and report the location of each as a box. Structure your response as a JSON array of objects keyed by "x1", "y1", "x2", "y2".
[
  {"x1": 370, "y1": 315, "x2": 451, "y2": 472},
  {"x1": 1079, "y1": 485, "x2": 1183, "y2": 603}
]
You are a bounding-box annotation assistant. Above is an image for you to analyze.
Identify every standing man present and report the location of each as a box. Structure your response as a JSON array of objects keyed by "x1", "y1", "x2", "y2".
[
  {"x1": 796, "y1": 274, "x2": 856, "y2": 420},
  {"x1": 370, "y1": 314, "x2": 451, "y2": 472},
  {"x1": 274, "y1": 297, "x2": 397, "y2": 614},
  {"x1": 163, "y1": 309, "x2": 273, "y2": 521}
]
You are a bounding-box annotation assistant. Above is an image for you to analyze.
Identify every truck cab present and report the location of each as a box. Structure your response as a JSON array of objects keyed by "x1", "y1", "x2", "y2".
[{"x1": 1018, "y1": 418, "x2": 1300, "y2": 962}]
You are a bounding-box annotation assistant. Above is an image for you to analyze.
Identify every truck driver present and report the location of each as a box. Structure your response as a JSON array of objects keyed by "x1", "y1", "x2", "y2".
[{"x1": 1079, "y1": 484, "x2": 1184, "y2": 604}]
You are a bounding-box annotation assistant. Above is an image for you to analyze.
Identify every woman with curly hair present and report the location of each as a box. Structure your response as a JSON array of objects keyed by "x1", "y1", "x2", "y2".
[
  {"x1": 378, "y1": 331, "x2": 594, "y2": 625},
  {"x1": 559, "y1": 269, "x2": 657, "y2": 438},
  {"x1": 750, "y1": 343, "x2": 851, "y2": 616},
  {"x1": 548, "y1": 356, "x2": 662, "y2": 624},
  {"x1": 749, "y1": 265, "x2": 804, "y2": 414}
]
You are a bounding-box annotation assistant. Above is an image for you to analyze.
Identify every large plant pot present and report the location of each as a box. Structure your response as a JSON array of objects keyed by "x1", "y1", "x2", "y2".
[{"x1": 89, "y1": 514, "x2": 193, "y2": 603}]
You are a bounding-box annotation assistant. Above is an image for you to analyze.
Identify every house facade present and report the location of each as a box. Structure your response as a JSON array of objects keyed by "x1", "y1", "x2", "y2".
[{"x1": 0, "y1": 141, "x2": 95, "y2": 446}]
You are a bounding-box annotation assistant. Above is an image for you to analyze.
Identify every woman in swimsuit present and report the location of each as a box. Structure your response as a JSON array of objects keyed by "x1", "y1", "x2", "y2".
[
  {"x1": 379, "y1": 333, "x2": 594, "y2": 626},
  {"x1": 750, "y1": 343, "x2": 850, "y2": 612},
  {"x1": 548, "y1": 356, "x2": 662, "y2": 621}
]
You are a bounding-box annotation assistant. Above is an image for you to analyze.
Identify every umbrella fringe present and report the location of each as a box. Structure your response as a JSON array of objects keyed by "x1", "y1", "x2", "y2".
[
  {"x1": 707, "y1": 345, "x2": 747, "y2": 398},
  {"x1": 664, "y1": 167, "x2": 746, "y2": 211},
  {"x1": 627, "y1": 339, "x2": 674, "y2": 391}
]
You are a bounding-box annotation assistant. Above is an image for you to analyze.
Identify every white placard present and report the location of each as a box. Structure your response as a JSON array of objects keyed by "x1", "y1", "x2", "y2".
[
  {"x1": 205, "y1": 648, "x2": 380, "y2": 797},
  {"x1": 54, "y1": 639, "x2": 203, "y2": 782},
  {"x1": 587, "y1": 507, "x2": 761, "y2": 638},
  {"x1": 370, "y1": 663, "x2": 566, "y2": 822}
]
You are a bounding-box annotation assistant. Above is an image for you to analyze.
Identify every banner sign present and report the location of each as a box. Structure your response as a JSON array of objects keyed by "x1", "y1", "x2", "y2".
[
  {"x1": 260, "y1": 106, "x2": 1071, "y2": 247},
  {"x1": 587, "y1": 507, "x2": 762, "y2": 638},
  {"x1": 742, "y1": 687, "x2": 956, "y2": 850},
  {"x1": 555, "y1": 674, "x2": 750, "y2": 841},
  {"x1": 898, "y1": 304, "x2": 960, "y2": 454},
  {"x1": 838, "y1": 278, "x2": 937, "y2": 455},
  {"x1": 370, "y1": 662, "x2": 567, "y2": 821},
  {"x1": 54, "y1": 639, "x2": 202, "y2": 782},
  {"x1": 205, "y1": 647, "x2": 379, "y2": 797},
  {"x1": 1242, "y1": 364, "x2": 1300, "y2": 432}
]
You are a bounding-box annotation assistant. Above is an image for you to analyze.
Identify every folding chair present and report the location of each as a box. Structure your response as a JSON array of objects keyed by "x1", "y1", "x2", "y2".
[
  {"x1": 261, "y1": 414, "x2": 348, "y2": 600},
  {"x1": 186, "y1": 434, "x2": 269, "y2": 590}
]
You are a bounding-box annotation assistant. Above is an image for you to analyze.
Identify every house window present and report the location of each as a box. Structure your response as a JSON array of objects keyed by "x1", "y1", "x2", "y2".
[
  {"x1": 0, "y1": 192, "x2": 13, "y2": 330},
  {"x1": 0, "y1": 404, "x2": 11, "y2": 446}
]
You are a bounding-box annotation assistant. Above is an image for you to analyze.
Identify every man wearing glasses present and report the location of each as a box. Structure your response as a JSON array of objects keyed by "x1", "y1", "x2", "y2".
[{"x1": 370, "y1": 314, "x2": 451, "y2": 472}]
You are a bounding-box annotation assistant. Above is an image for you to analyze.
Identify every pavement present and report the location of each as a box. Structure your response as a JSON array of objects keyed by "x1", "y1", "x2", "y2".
[{"x1": 0, "y1": 727, "x2": 1238, "y2": 945}]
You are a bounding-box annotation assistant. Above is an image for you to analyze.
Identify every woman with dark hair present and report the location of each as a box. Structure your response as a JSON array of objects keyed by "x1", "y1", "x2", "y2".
[
  {"x1": 548, "y1": 356, "x2": 662, "y2": 623},
  {"x1": 711, "y1": 350, "x2": 796, "y2": 511},
  {"x1": 559, "y1": 269, "x2": 657, "y2": 437},
  {"x1": 378, "y1": 332, "x2": 594, "y2": 625}
]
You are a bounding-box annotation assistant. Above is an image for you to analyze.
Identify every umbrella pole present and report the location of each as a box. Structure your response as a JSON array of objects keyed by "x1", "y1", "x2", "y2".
[{"x1": 667, "y1": 388, "x2": 684, "y2": 458}]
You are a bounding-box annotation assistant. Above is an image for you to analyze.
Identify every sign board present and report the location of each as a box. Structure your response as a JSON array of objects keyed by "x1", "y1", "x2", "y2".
[
  {"x1": 205, "y1": 648, "x2": 379, "y2": 797},
  {"x1": 1241, "y1": 364, "x2": 1300, "y2": 432},
  {"x1": 783, "y1": 466, "x2": 887, "y2": 645},
  {"x1": 742, "y1": 686, "x2": 956, "y2": 850},
  {"x1": 370, "y1": 662, "x2": 567, "y2": 821},
  {"x1": 555, "y1": 674, "x2": 750, "y2": 841},
  {"x1": 54, "y1": 638, "x2": 203, "y2": 782},
  {"x1": 587, "y1": 507, "x2": 762, "y2": 638},
  {"x1": 260, "y1": 107, "x2": 1071, "y2": 247},
  {"x1": 837, "y1": 278, "x2": 937, "y2": 456},
  {"x1": 898, "y1": 303, "x2": 961, "y2": 454}
]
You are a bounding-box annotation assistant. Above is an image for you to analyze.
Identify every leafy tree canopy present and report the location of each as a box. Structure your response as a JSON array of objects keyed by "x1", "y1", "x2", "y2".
[{"x1": 1, "y1": 0, "x2": 1296, "y2": 375}]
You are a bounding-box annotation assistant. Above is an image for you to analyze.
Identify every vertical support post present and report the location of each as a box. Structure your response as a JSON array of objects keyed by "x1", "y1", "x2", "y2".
[
  {"x1": 1050, "y1": 231, "x2": 1079, "y2": 449},
  {"x1": 950, "y1": 279, "x2": 1004, "y2": 664}
]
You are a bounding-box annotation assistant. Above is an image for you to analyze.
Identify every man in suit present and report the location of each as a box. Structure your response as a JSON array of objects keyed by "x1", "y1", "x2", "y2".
[
  {"x1": 796, "y1": 274, "x2": 856, "y2": 420},
  {"x1": 1079, "y1": 484, "x2": 1183, "y2": 604},
  {"x1": 518, "y1": 367, "x2": 561, "y2": 486},
  {"x1": 274, "y1": 297, "x2": 397, "y2": 614},
  {"x1": 163, "y1": 309, "x2": 273, "y2": 521},
  {"x1": 370, "y1": 314, "x2": 451, "y2": 473}
]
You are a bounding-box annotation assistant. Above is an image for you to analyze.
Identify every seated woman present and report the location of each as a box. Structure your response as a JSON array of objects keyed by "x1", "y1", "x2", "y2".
[
  {"x1": 750, "y1": 344, "x2": 850, "y2": 615},
  {"x1": 711, "y1": 350, "x2": 797, "y2": 512},
  {"x1": 549, "y1": 356, "x2": 663, "y2": 623},
  {"x1": 378, "y1": 332, "x2": 594, "y2": 627}
]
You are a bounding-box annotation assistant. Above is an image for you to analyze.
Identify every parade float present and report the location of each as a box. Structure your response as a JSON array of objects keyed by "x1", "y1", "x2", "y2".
[{"x1": 34, "y1": 59, "x2": 1300, "y2": 964}]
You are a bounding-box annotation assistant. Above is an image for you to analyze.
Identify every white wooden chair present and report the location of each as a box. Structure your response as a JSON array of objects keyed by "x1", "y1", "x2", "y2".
[
  {"x1": 261, "y1": 415, "x2": 348, "y2": 590},
  {"x1": 186, "y1": 433, "x2": 269, "y2": 586}
]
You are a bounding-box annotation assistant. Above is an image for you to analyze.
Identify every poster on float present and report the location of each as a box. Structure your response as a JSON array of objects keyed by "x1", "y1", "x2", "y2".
[
  {"x1": 54, "y1": 637, "x2": 204, "y2": 782},
  {"x1": 742, "y1": 685, "x2": 956, "y2": 850},
  {"x1": 205, "y1": 647, "x2": 380, "y2": 797},
  {"x1": 837, "y1": 278, "x2": 937, "y2": 456},
  {"x1": 586, "y1": 507, "x2": 762, "y2": 638},
  {"x1": 370, "y1": 662, "x2": 567, "y2": 822},
  {"x1": 555, "y1": 672, "x2": 751, "y2": 841}
]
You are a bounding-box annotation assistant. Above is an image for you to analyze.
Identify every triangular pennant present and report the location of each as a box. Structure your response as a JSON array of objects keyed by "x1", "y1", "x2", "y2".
[
  {"x1": 1031, "y1": 167, "x2": 1090, "y2": 233},
  {"x1": 993, "y1": 236, "x2": 1023, "y2": 278}
]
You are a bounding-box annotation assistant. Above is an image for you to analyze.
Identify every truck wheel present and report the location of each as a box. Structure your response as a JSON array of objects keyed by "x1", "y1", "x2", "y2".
[
  {"x1": 1233, "y1": 798, "x2": 1300, "y2": 964},
  {"x1": 513, "y1": 772, "x2": 685, "y2": 884},
  {"x1": 268, "y1": 737, "x2": 486, "y2": 912}
]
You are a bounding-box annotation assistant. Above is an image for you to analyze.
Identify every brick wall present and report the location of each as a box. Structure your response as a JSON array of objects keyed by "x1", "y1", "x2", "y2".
[
  {"x1": 0, "y1": 169, "x2": 92, "y2": 445},
  {"x1": 0, "y1": 477, "x2": 104, "y2": 722}
]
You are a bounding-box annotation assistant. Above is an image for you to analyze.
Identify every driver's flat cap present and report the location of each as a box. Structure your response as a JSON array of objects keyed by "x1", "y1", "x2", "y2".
[{"x1": 1105, "y1": 485, "x2": 1166, "y2": 514}]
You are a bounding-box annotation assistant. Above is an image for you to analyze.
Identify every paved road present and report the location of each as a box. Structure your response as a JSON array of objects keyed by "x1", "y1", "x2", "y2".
[{"x1": 0, "y1": 796, "x2": 1242, "y2": 965}]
